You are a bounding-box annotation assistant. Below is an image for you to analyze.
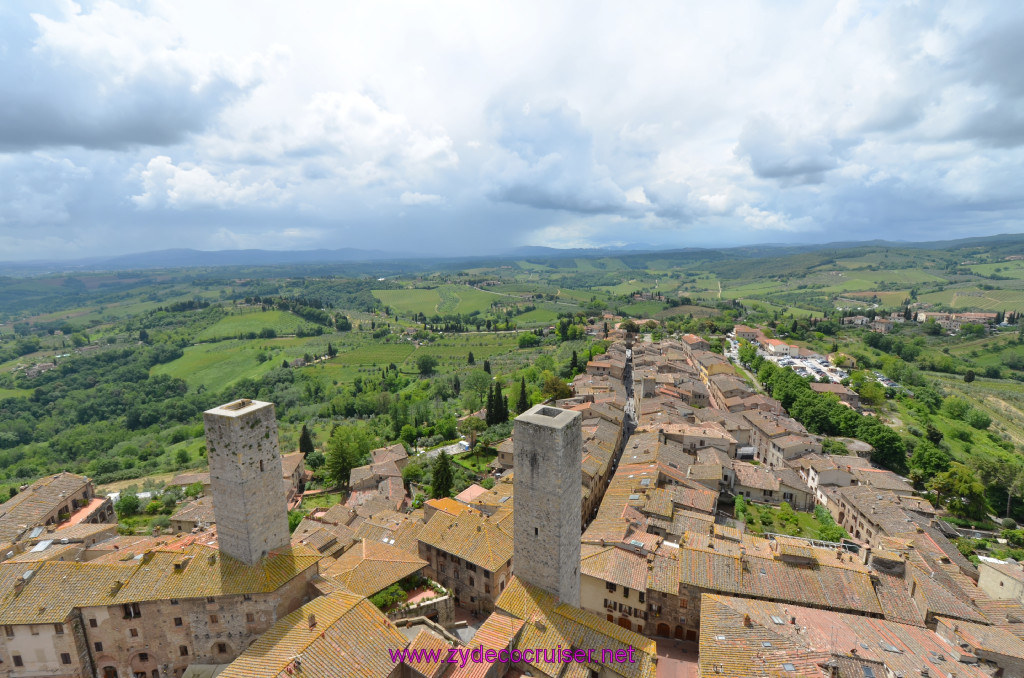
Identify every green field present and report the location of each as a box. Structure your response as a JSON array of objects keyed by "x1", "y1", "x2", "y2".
[
  {"x1": 373, "y1": 285, "x2": 498, "y2": 316},
  {"x1": 918, "y1": 287, "x2": 1024, "y2": 311},
  {"x1": 514, "y1": 307, "x2": 561, "y2": 324},
  {"x1": 925, "y1": 373, "x2": 1024, "y2": 448},
  {"x1": 0, "y1": 388, "x2": 30, "y2": 400},
  {"x1": 719, "y1": 280, "x2": 783, "y2": 299},
  {"x1": 301, "y1": 492, "x2": 344, "y2": 509},
  {"x1": 842, "y1": 290, "x2": 911, "y2": 306},
  {"x1": 968, "y1": 260, "x2": 1024, "y2": 279},
  {"x1": 152, "y1": 336, "x2": 327, "y2": 389},
  {"x1": 196, "y1": 310, "x2": 311, "y2": 341},
  {"x1": 618, "y1": 301, "x2": 668, "y2": 318}
]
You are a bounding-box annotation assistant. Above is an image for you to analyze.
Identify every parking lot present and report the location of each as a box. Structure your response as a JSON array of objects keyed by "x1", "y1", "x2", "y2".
[{"x1": 727, "y1": 335, "x2": 847, "y2": 384}]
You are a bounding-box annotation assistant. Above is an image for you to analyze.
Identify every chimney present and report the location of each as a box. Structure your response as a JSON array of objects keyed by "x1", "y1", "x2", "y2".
[{"x1": 308, "y1": 613, "x2": 317, "y2": 630}]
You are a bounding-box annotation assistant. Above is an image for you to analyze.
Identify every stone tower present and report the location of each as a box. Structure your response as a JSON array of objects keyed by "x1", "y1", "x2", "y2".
[
  {"x1": 203, "y1": 399, "x2": 289, "y2": 565},
  {"x1": 513, "y1": 404, "x2": 582, "y2": 606}
]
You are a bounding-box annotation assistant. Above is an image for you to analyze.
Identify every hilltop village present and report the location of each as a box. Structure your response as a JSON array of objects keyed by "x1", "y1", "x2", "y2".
[{"x1": 2, "y1": 330, "x2": 1024, "y2": 678}]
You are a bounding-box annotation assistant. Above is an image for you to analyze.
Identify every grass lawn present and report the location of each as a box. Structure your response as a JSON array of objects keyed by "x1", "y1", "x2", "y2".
[
  {"x1": 301, "y1": 492, "x2": 345, "y2": 510},
  {"x1": 373, "y1": 285, "x2": 499, "y2": 316},
  {"x1": 97, "y1": 470, "x2": 184, "y2": 495},
  {"x1": 917, "y1": 286, "x2": 1024, "y2": 311},
  {"x1": 514, "y1": 307, "x2": 561, "y2": 325},
  {"x1": 968, "y1": 260, "x2": 1024, "y2": 279},
  {"x1": 843, "y1": 290, "x2": 912, "y2": 307},
  {"x1": 453, "y1": 447, "x2": 497, "y2": 474},
  {"x1": 0, "y1": 388, "x2": 31, "y2": 399},
  {"x1": 196, "y1": 309, "x2": 312, "y2": 341},
  {"x1": 618, "y1": 301, "x2": 668, "y2": 318},
  {"x1": 153, "y1": 336, "x2": 328, "y2": 389},
  {"x1": 740, "y1": 504, "x2": 826, "y2": 539}
]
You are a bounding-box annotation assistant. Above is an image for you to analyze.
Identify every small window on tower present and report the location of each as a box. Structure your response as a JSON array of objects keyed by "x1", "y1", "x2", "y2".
[
  {"x1": 534, "y1": 527, "x2": 538, "y2": 536},
  {"x1": 259, "y1": 460, "x2": 264, "y2": 472}
]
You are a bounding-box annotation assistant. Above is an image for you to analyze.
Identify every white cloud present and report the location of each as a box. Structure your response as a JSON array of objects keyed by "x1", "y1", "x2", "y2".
[
  {"x1": 400, "y1": 191, "x2": 444, "y2": 205},
  {"x1": 2, "y1": 0, "x2": 1024, "y2": 258},
  {"x1": 736, "y1": 205, "x2": 816, "y2": 232},
  {"x1": 132, "y1": 156, "x2": 280, "y2": 209}
]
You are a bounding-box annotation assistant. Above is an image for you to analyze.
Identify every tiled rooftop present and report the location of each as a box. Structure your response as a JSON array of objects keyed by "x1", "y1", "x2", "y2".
[
  {"x1": 698, "y1": 594, "x2": 991, "y2": 678},
  {"x1": 0, "y1": 472, "x2": 91, "y2": 542},
  {"x1": 218, "y1": 590, "x2": 407, "y2": 678},
  {"x1": 321, "y1": 538, "x2": 427, "y2": 596},
  {"x1": 496, "y1": 577, "x2": 657, "y2": 678},
  {"x1": 418, "y1": 509, "x2": 513, "y2": 571}
]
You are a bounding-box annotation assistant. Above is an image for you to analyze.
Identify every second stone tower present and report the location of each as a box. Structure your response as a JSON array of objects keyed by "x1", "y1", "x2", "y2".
[
  {"x1": 513, "y1": 404, "x2": 582, "y2": 607},
  {"x1": 203, "y1": 399, "x2": 290, "y2": 565}
]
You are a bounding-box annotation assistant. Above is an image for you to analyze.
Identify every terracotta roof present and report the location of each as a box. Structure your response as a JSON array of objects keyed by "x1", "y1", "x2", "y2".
[
  {"x1": 417, "y1": 510, "x2": 513, "y2": 571},
  {"x1": 454, "y1": 484, "x2": 489, "y2": 504},
  {"x1": 733, "y1": 462, "x2": 781, "y2": 491},
  {"x1": 937, "y1": 616, "x2": 1024, "y2": 659},
  {"x1": 870, "y1": 570, "x2": 923, "y2": 626},
  {"x1": 580, "y1": 544, "x2": 649, "y2": 591},
  {"x1": 404, "y1": 628, "x2": 454, "y2": 678},
  {"x1": 447, "y1": 613, "x2": 525, "y2": 678},
  {"x1": 0, "y1": 560, "x2": 135, "y2": 624},
  {"x1": 280, "y1": 451, "x2": 306, "y2": 477},
  {"x1": 495, "y1": 577, "x2": 657, "y2": 678},
  {"x1": 425, "y1": 497, "x2": 471, "y2": 516},
  {"x1": 168, "y1": 471, "x2": 211, "y2": 487},
  {"x1": 809, "y1": 382, "x2": 857, "y2": 396},
  {"x1": 321, "y1": 538, "x2": 427, "y2": 596},
  {"x1": 218, "y1": 590, "x2": 407, "y2": 678},
  {"x1": 699, "y1": 594, "x2": 990, "y2": 678},
  {"x1": 371, "y1": 443, "x2": 409, "y2": 466},
  {"x1": 647, "y1": 551, "x2": 681, "y2": 594},
  {"x1": 25, "y1": 521, "x2": 116, "y2": 544},
  {"x1": 0, "y1": 472, "x2": 91, "y2": 542},
  {"x1": 851, "y1": 468, "x2": 914, "y2": 493},
  {"x1": 170, "y1": 496, "x2": 215, "y2": 525},
  {"x1": 676, "y1": 536, "x2": 882, "y2": 616}
]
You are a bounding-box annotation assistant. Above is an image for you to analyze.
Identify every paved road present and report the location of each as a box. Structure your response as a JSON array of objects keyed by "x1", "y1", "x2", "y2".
[{"x1": 417, "y1": 442, "x2": 465, "y2": 460}]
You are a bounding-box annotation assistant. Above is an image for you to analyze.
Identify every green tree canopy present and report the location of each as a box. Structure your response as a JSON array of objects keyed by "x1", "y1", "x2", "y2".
[
  {"x1": 417, "y1": 355, "x2": 438, "y2": 376},
  {"x1": 431, "y1": 451, "x2": 454, "y2": 498},
  {"x1": 928, "y1": 462, "x2": 990, "y2": 521},
  {"x1": 325, "y1": 424, "x2": 375, "y2": 486},
  {"x1": 299, "y1": 424, "x2": 315, "y2": 454}
]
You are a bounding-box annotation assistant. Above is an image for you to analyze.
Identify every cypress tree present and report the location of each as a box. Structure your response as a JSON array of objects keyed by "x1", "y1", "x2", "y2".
[
  {"x1": 432, "y1": 452, "x2": 454, "y2": 498},
  {"x1": 518, "y1": 376, "x2": 529, "y2": 414},
  {"x1": 494, "y1": 382, "x2": 505, "y2": 422},
  {"x1": 485, "y1": 385, "x2": 495, "y2": 425},
  {"x1": 483, "y1": 359, "x2": 491, "y2": 374},
  {"x1": 299, "y1": 425, "x2": 314, "y2": 454}
]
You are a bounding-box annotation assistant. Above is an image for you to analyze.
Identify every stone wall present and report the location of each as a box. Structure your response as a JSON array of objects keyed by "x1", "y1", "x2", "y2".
[
  {"x1": 80, "y1": 565, "x2": 314, "y2": 678},
  {"x1": 513, "y1": 405, "x2": 582, "y2": 607},
  {"x1": 387, "y1": 591, "x2": 456, "y2": 627},
  {"x1": 418, "y1": 542, "x2": 511, "y2": 613},
  {"x1": 0, "y1": 615, "x2": 91, "y2": 678},
  {"x1": 203, "y1": 400, "x2": 290, "y2": 566}
]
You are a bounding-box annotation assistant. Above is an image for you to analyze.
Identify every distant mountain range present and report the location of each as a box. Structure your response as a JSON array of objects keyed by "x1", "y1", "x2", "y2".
[{"x1": 2, "y1": 232, "x2": 1024, "y2": 276}]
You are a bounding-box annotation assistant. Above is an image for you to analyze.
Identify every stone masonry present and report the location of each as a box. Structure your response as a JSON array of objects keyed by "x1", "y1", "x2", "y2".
[
  {"x1": 513, "y1": 404, "x2": 582, "y2": 607},
  {"x1": 203, "y1": 399, "x2": 290, "y2": 566}
]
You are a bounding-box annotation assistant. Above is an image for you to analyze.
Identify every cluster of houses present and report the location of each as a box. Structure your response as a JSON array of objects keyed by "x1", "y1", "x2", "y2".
[
  {"x1": 4, "y1": 332, "x2": 1024, "y2": 678},
  {"x1": 841, "y1": 310, "x2": 1001, "y2": 334}
]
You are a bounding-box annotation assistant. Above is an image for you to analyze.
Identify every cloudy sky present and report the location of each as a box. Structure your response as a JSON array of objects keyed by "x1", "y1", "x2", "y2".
[{"x1": 1, "y1": 0, "x2": 1023, "y2": 260}]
